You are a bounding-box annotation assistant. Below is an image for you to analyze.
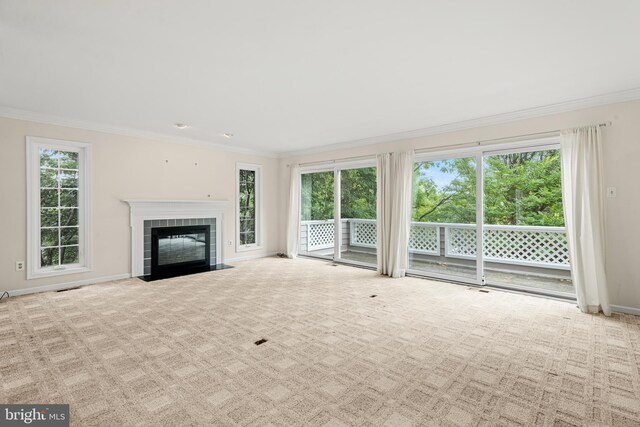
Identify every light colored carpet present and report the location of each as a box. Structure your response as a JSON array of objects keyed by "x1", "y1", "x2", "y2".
[{"x1": 0, "y1": 257, "x2": 639, "y2": 426}]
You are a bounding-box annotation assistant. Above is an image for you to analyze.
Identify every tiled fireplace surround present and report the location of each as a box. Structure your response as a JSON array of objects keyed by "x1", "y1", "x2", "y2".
[
  {"x1": 124, "y1": 200, "x2": 228, "y2": 277},
  {"x1": 143, "y1": 218, "x2": 216, "y2": 275}
]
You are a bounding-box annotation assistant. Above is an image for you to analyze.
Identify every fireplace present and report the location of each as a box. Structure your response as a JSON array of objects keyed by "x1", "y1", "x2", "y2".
[
  {"x1": 124, "y1": 200, "x2": 231, "y2": 279},
  {"x1": 151, "y1": 225, "x2": 210, "y2": 276}
]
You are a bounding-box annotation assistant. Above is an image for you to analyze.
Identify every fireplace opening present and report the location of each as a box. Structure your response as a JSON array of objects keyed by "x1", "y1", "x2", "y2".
[{"x1": 151, "y1": 225, "x2": 210, "y2": 276}]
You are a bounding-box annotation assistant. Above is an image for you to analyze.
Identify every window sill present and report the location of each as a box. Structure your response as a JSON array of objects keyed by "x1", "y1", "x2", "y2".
[
  {"x1": 27, "y1": 266, "x2": 92, "y2": 280},
  {"x1": 236, "y1": 245, "x2": 262, "y2": 253}
]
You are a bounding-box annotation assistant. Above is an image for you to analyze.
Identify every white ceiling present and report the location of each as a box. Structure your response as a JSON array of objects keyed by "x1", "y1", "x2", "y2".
[{"x1": 2, "y1": 1, "x2": 640, "y2": 156}]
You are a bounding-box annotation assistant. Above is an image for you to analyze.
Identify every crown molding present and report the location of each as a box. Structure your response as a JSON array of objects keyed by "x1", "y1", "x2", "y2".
[
  {"x1": 3, "y1": 87, "x2": 640, "y2": 160},
  {"x1": 0, "y1": 106, "x2": 279, "y2": 158},
  {"x1": 278, "y1": 87, "x2": 640, "y2": 158}
]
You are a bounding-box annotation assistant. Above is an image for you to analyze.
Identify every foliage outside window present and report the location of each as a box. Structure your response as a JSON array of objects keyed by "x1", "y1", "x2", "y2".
[
  {"x1": 412, "y1": 149, "x2": 564, "y2": 226},
  {"x1": 301, "y1": 171, "x2": 334, "y2": 221},
  {"x1": 300, "y1": 167, "x2": 377, "y2": 221},
  {"x1": 27, "y1": 137, "x2": 91, "y2": 279},
  {"x1": 340, "y1": 167, "x2": 376, "y2": 219},
  {"x1": 40, "y1": 149, "x2": 81, "y2": 266},
  {"x1": 237, "y1": 164, "x2": 261, "y2": 249},
  {"x1": 412, "y1": 158, "x2": 477, "y2": 224},
  {"x1": 298, "y1": 150, "x2": 563, "y2": 226}
]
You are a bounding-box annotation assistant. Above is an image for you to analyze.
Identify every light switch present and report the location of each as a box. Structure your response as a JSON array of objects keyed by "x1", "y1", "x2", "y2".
[{"x1": 607, "y1": 187, "x2": 616, "y2": 198}]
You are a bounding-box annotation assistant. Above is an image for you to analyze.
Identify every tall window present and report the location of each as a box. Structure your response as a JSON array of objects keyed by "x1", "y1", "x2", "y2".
[
  {"x1": 408, "y1": 140, "x2": 572, "y2": 296},
  {"x1": 236, "y1": 163, "x2": 261, "y2": 250},
  {"x1": 298, "y1": 162, "x2": 377, "y2": 266},
  {"x1": 27, "y1": 137, "x2": 91, "y2": 279},
  {"x1": 338, "y1": 166, "x2": 377, "y2": 266}
]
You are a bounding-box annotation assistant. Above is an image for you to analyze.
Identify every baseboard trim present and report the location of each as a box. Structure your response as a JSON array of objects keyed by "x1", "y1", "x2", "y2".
[
  {"x1": 9, "y1": 267, "x2": 636, "y2": 317},
  {"x1": 611, "y1": 304, "x2": 640, "y2": 316},
  {"x1": 7, "y1": 273, "x2": 131, "y2": 297},
  {"x1": 224, "y1": 252, "x2": 278, "y2": 263}
]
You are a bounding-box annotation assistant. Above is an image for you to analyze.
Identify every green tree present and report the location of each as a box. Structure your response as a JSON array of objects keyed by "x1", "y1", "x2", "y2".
[
  {"x1": 301, "y1": 150, "x2": 564, "y2": 227},
  {"x1": 340, "y1": 167, "x2": 376, "y2": 219},
  {"x1": 412, "y1": 150, "x2": 564, "y2": 226},
  {"x1": 412, "y1": 158, "x2": 477, "y2": 224},
  {"x1": 301, "y1": 171, "x2": 334, "y2": 220},
  {"x1": 482, "y1": 151, "x2": 564, "y2": 226},
  {"x1": 301, "y1": 168, "x2": 377, "y2": 221}
]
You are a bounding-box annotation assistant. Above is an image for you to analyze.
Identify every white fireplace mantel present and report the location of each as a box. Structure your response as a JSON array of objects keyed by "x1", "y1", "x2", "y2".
[{"x1": 124, "y1": 199, "x2": 229, "y2": 277}]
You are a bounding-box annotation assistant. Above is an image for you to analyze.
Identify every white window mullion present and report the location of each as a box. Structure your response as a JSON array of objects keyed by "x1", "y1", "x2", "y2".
[
  {"x1": 333, "y1": 168, "x2": 341, "y2": 261},
  {"x1": 476, "y1": 150, "x2": 484, "y2": 285}
]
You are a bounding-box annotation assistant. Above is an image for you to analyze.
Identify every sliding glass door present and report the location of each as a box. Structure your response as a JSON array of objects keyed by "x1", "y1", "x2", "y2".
[
  {"x1": 299, "y1": 170, "x2": 334, "y2": 259},
  {"x1": 299, "y1": 162, "x2": 377, "y2": 268},
  {"x1": 408, "y1": 154, "x2": 481, "y2": 284},
  {"x1": 336, "y1": 166, "x2": 377, "y2": 266},
  {"x1": 298, "y1": 137, "x2": 574, "y2": 298},
  {"x1": 482, "y1": 146, "x2": 573, "y2": 296},
  {"x1": 408, "y1": 138, "x2": 574, "y2": 297}
]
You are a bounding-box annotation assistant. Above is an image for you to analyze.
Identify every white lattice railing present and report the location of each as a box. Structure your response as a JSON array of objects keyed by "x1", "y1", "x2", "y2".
[
  {"x1": 444, "y1": 224, "x2": 569, "y2": 270},
  {"x1": 302, "y1": 219, "x2": 570, "y2": 270},
  {"x1": 349, "y1": 220, "x2": 441, "y2": 256},
  {"x1": 349, "y1": 219, "x2": 377, "y2": 248},
  {"x1": 304, "y1": 220, "x2": 335, "y2": 251},
  {"x1": 408, "y1": 223, "x2": 440, "y2": 255}
]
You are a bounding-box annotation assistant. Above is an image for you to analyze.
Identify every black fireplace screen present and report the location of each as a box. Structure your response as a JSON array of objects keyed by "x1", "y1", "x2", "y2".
[{"x1": 151, "y1": 225, "x2": 210, "y2": 274}]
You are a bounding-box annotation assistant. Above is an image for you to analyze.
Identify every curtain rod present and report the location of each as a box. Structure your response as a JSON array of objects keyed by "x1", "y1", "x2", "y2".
[
  {"x1": 290, "y1": 154, "x2": 376, "y2": 168},
  {"x1": 414, "y1": 121, "x2": 612, "y2": 154},
  {"x1": 289, "y1": 121, "x2": 612, "y2": 166}
]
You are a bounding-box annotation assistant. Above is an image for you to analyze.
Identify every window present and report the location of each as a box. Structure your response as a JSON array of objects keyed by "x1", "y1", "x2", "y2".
[
  {"x1": 27, "y1": 137, "x2": 91, "y2": 279},
  {"x1": 298, "y1": 160, "x2": 377, "y2": 267},
  {"x1": 407, "y1": 137, "x2": 572, "y2": 297},
  {"x1": 236, "y1": 163, "x2": 261, "y2": 250}
]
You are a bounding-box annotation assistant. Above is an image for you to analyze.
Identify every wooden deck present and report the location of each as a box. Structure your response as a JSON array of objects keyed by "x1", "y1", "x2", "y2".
[{"x1": 304, "y1": 249, "x2": 575, "y2": 296}]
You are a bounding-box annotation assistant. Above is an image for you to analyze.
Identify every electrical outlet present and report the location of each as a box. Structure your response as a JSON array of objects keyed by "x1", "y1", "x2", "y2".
[
  {"x1": 16, "y1": 261, "x2": 24, "y2": 271},
  {"x1": 607, "y1": 187, "x2": 617, "y2": 198},
  {"x1": 227, "y1": 240, "x2": 233, "y2": 246}
]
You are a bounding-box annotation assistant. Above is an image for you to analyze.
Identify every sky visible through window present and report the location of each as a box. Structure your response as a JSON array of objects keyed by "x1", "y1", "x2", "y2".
[{"x1": 419, "y1": 162, "x2": 458, "y2": 189}]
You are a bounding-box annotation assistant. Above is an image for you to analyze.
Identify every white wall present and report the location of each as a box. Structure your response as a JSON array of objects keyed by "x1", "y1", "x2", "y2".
[
  {"x1": 3, "y1": 100, "x2": 639, "y2": 311},
  {"x1": 278, "y1": 100, "x2": 640, "y2": 312},
  {"x1": 0, "y1": 117, "x2": 280, "y2": 294}
]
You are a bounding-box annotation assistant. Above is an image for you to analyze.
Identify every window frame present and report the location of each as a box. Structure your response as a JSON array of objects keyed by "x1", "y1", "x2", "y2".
[
  {"x1": 26, "y1": 136, "x2": 92, "y2": 279},
  {"x1": 408, "y1": 135, "x2": 570, "y2": 297},
  {"x1": 298, "y1": 159, "x2": 377, "y2": 267},
  {"x1": 235, "y1": 162, "x2": 262, "y2": 252}
]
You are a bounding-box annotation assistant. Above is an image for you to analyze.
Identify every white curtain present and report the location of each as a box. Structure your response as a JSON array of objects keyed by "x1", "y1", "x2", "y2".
[
  {"x1": 377, "y1": 151, "x2": 414, "y2": 277},
  {"x1": 560, "y1": 126, "x2": 611, "y2": 315},
  {"x1": 377, "y1": 153, "x2": 391, "y2": 274},
  {"x1": 286, "y1": 164, "x2": 301, "y2": 259}
]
